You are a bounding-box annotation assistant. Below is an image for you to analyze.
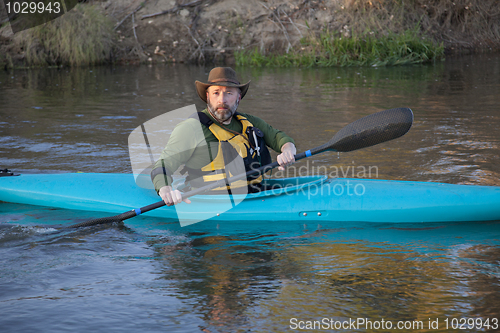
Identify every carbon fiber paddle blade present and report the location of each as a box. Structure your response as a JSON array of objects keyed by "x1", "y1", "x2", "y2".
[{"x1": 328, "y1": 108, "x2": 413, "y2": 152}]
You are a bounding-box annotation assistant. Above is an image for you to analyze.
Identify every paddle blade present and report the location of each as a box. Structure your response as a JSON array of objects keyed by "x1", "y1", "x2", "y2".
[{"x1": 326, "y1": 108, "x2": 413, "y2": 153}]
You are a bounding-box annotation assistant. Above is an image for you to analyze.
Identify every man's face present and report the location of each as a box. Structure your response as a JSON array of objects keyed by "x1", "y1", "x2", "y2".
[{"x1": 206, "y1": 86, "x2": 241, "y2": 123}]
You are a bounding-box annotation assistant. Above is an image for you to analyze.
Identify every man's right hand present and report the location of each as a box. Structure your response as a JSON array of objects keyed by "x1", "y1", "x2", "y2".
[{"x1": 159, "y1": 186, "x2": 192, "y2": 206}]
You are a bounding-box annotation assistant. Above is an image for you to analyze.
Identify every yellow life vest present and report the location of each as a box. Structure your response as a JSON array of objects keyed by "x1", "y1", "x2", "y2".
[{"x1": 185, "y1": 112, "x2": 271, "y2": 193}]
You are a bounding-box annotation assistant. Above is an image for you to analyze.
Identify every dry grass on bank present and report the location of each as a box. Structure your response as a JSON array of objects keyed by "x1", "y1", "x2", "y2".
[
  {"x1": 16, "y1": 4, "x2": 116, "y2": 67},
  {"x1": 330, "y1": 0, "x2": 500, "y2": 49},
  {"x1": 418, "y1": 0, "x2": 500, "y2": 48}
]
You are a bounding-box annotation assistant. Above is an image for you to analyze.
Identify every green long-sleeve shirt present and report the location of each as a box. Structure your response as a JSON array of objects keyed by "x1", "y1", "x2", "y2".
[{"x1": 151, "y1": 109, "x2": 294, "y2": 191}]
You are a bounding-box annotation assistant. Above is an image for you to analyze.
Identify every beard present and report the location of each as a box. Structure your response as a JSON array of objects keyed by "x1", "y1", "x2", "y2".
[{"x1": 207, "y1": 97, "x2": 239, "y2": 123}]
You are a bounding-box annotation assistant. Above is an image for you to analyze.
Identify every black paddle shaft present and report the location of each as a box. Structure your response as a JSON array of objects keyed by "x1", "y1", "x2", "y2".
[{"x1": 67, "y1": 107, "x2": 413, "y2": 228}]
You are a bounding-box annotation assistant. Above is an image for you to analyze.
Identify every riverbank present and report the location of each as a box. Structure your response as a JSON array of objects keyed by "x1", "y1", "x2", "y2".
[{"x1": 1, "y1": 0, "x2": 499, "y2": 68}]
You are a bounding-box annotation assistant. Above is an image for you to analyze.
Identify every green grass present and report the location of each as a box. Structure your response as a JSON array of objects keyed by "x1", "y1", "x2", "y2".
[{"x1": 236, "y1": 28, "x2": 444, "y2": 67}]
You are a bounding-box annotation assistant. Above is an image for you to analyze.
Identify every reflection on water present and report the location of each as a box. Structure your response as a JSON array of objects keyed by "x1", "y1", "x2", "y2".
[
  {"x1": 1, "y1": 55, "x2": 499, "y2": 184},
  {"x1": 144, "y1": 222, "x2": 500, "y2": 332},
  {"x1": 1, "y1": 54, "x2": 500, "y2": 332}
]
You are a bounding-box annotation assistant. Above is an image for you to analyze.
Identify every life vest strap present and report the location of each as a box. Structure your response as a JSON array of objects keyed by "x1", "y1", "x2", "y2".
[{"x1": 189, "y1": 112, "x2": 214, "y2": 127}]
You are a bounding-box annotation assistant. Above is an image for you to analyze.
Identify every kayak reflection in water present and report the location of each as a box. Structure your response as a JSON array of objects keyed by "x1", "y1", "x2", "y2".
[{"x1": 151, "y1": 67, "x2": 297, "y2": 206}]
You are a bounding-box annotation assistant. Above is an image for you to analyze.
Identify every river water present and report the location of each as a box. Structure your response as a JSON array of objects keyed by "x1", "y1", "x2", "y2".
[{"x1": 1, "y1": 55, "x2": 499, "y2": 332}]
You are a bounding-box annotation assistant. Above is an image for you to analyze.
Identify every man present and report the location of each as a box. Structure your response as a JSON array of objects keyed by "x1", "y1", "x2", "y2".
[{"x1": 151, "y1": 67, "x2": 296, "y2": 206}]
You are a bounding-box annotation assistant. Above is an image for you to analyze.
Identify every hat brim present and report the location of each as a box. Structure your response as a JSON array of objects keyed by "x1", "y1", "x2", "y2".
[{"x1": 195, "y1": 80, "x2": 250, "y2": 103}]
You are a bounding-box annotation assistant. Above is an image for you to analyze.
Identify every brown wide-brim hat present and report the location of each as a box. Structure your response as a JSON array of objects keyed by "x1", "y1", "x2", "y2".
[{"x1": 195, "y1": 67, "x2": 250, "y2": 103}]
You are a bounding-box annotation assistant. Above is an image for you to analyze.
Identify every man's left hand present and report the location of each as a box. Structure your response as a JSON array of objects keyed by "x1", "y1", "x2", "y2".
[{"x1": 277, "y1": 142, "x2": 296, "y2": 171}]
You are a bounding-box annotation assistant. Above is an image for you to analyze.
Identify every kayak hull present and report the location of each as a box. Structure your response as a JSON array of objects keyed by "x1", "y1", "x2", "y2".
[{"x1": 1, "y1": 173, "x2": 500, "y2": 225}]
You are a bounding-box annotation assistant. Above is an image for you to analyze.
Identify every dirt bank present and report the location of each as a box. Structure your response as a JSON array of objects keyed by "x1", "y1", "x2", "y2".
[{"x1": 1, "y1": 0, "x2": 499, "y2": 67}]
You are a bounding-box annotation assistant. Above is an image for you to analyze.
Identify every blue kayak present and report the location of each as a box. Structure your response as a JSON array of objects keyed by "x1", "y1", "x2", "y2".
[{"x1": 1, "y1": 173, "x2": 500, "y2": 226}]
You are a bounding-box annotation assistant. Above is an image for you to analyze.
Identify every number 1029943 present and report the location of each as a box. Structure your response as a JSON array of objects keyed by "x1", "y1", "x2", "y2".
[
  {"x1": 444, "y1": 318, "x2": 498, "y2": 330},
  {"x1": 5, "y1": 1, "x2": 62, "y2": 14}
]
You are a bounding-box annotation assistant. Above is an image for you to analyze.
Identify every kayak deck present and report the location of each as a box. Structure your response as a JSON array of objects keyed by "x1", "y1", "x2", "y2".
[{"x1": 1, "y1": 173, "x2": 500, "y2": 225}]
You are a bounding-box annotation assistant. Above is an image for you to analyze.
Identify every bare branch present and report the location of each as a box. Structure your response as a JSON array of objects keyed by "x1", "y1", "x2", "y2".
[{"x1": 114, "y1": 0, "x2": 148, "y2": 31}]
